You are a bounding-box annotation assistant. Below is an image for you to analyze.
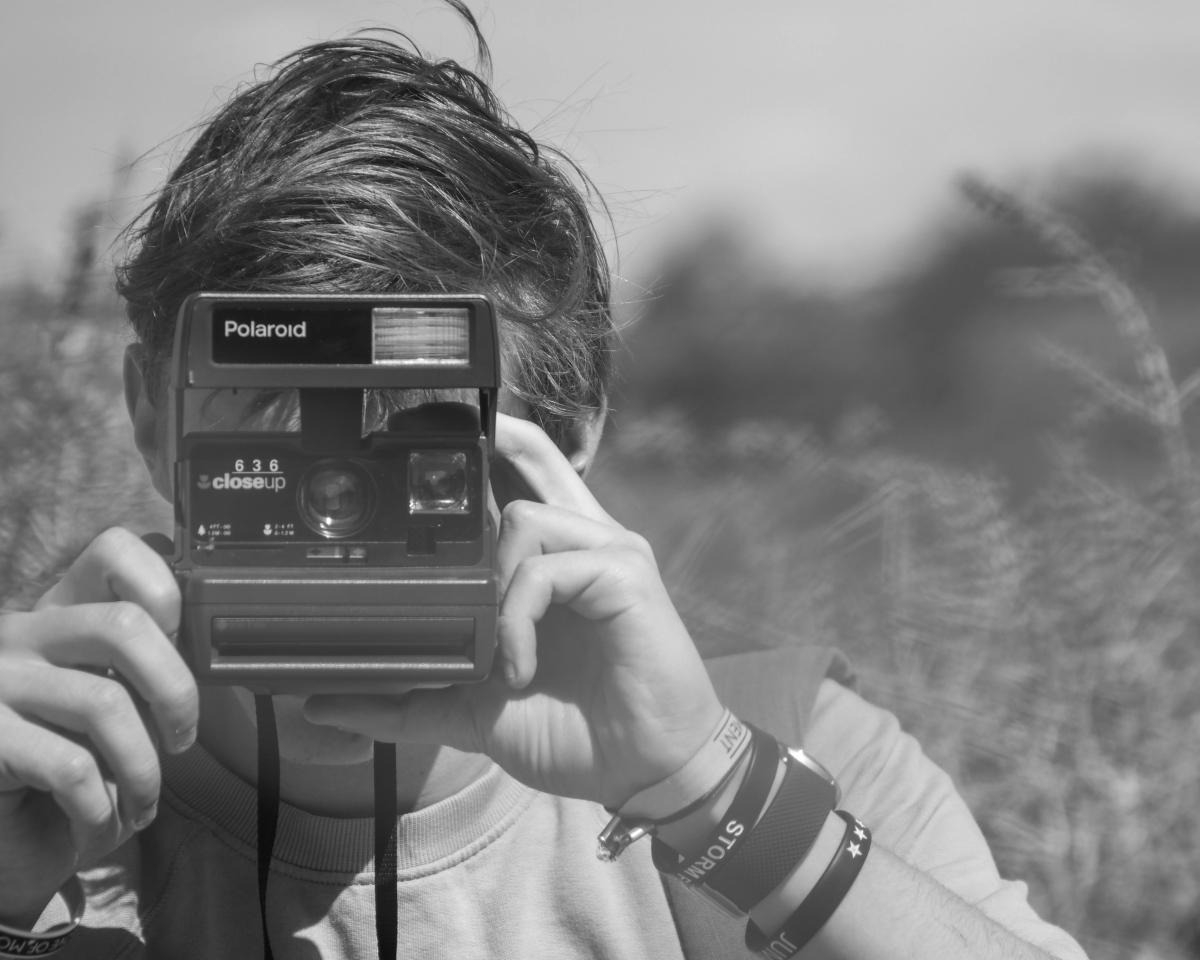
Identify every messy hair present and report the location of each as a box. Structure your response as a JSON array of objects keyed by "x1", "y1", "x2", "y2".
[{"x1": 116, "y1": 6, "x2": 613, "y2": 441}]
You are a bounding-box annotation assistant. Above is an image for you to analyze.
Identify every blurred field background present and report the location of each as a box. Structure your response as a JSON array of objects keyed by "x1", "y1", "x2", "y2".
[
  {"x1": 5, "y1": 2, "x2": 1200, "y2": 958},
  {"x1": 595, "y1": 169, "x2": 1200, "y2": 960},
  {"x1": 3, "y1": 161, "x2": 1200, "y2": 960}
]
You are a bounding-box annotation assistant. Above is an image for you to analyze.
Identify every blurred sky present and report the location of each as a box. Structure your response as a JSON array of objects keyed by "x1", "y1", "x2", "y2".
[{"x1": 4, "y1": 0, "x2": 1200, "y2": 291}]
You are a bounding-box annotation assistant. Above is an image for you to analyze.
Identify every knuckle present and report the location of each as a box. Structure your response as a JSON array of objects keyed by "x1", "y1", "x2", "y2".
[
  {"x1": 611, "y1": 550, "x2": 658, "y2": 595},
  {"x1": 88, "y1": 678, "x2": 134, "y2": 722},
  {"x1": 90, "y1": 526, "x2": 137, "y2": 562},
  {"x1": 622, "y1": 531, "x2": 655, "y2": 561},
  {"x1": 54, "y1": 747, "x2": 100, "y2": 794},
  {"x1": 501, "y1": 498, "x2": 540, "y2": 529},
  {"x1": 101, "y1": 600, "x2": 150, "y2": 639},
  {"x1": 142, "y1": 578, "x2": 181, "y2": 624},
  {"x1": 125, "y1": 755, "x2": 162, "y2": 799},
  {"x1": 151, "y1": 677, "x2": 200, "y2": 725}
]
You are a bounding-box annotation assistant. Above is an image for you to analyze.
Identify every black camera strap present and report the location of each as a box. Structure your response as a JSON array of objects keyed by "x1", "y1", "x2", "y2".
[
  {"x1": 254, "y1": 694, "x2": 280, "y2": 960},
  {"x1": 254, "y1": 694, "x2": 400, "y2": 960},
  {"x1": 373, "y1": 742, "x2": 399, "y2": 958}
]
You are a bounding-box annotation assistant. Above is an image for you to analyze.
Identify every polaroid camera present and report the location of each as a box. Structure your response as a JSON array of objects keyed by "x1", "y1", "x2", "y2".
[{"x1": 166, "y1": 292, "x2": 500, "y2": 694}]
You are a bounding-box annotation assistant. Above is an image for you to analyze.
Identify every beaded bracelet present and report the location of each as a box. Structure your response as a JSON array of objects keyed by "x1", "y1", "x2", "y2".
[
  {"x1": 745, "y1": 810, "x2": 872, "y2": 960},
  {"x1": 0, "y1": 876, "x2": 84, "y2": 958}
]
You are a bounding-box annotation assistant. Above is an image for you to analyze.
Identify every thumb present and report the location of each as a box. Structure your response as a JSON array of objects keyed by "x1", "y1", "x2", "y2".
[{"x1": 302, "y1": 686, "x2": 484, "y2": 754}]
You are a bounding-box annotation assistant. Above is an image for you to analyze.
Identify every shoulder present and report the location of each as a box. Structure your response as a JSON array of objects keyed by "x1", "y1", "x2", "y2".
[{"x1": 702, "y1": 644, "x2": 855, "y2": 739}]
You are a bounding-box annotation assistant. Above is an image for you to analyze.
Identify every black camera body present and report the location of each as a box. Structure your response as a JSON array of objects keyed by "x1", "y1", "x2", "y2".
[{"x1": 167, "y1": 292, "x2": 500, "y2": 694}]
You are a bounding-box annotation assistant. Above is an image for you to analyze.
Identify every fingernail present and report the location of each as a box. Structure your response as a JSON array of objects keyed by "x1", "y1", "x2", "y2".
[
  {"x1": 133, "y1": 805, "x2": 157, "y2": 830},
  {"x1": 172, "y1": 726, "x2": 196, "y2": 753},
  {"x1": 503, "y1": 661, "x2": 519, "y2": 687}
]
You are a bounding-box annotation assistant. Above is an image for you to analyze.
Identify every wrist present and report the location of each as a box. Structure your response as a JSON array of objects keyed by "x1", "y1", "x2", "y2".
[
  {"x1": 617, "y1": 707, "x2": 750, "y2": 821},
  {"x1": 595, "y1": 709, "x2": 753, "y2": 862},
  {"x1": 653, "y1": 744, "x2": 754, "y2": 853}
]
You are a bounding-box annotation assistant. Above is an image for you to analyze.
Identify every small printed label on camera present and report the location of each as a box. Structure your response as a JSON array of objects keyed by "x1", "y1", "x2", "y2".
[
  {"x1": 197, "y1": 472, "x2": 288, "y2": 492},
  {"x1": 194, "y1": 458, "x2": 288, "y2": 493}
]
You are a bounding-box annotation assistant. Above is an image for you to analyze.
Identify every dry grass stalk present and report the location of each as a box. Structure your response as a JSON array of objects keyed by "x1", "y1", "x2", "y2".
[{"x1": 960, "y1": 174, "x2": 1197, "y2": 524}]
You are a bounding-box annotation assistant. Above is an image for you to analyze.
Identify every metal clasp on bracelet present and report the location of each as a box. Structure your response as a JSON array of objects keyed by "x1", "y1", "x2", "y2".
[{"x1": 596, "y1": 814, "x2": 652, "y2": 861}]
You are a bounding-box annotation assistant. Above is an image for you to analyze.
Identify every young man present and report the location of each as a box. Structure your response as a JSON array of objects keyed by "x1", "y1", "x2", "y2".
[{"x1": 0, "y1": 14, "x2": 1091, "y2": 960}]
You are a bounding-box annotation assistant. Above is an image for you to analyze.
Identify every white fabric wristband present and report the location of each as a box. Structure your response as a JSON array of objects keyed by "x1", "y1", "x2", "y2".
[{"x1": 617, "y1": 708, "x2": 752, "y2": 822}]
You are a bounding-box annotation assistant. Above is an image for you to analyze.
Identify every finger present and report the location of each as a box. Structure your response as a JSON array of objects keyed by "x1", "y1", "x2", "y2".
[
  {"x1": 0, "y1": 709, "x2": 122, "y2": 859},
  {"x1": 496, "y1": 500, "x2": 648, "y2": 593},
  {"x1": 0, "y1": 664, "x2": 161, "y2": 829},
  {"x1": 303, "y1": 685, "x2": 488, "y2": 754},
  {"x1": 36, "y1": 527, "x2": 180, "y2": 637},
  {"x1": 499, "y1": 548, "x2": 656, "y2": 688},
  {"x1": 494, "y1": 414, "x2": 612, "y2": 523},
  {"x1": 1, "y1": 605, "x2": 198, "y2": 755}
]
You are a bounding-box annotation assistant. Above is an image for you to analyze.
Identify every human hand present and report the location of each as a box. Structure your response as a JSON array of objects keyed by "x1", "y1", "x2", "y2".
[
  {"x1": 0, "y1": 528, "x2": 198, "y2": 926},
  {"x1": 304, "y1": 414, "x2": 724, "y2": 808}
]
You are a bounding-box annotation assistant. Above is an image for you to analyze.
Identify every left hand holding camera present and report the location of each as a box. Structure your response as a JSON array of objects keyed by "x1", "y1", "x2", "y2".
[{"x1": 304, "y1": 414, "x2": 724, "y2": 808}]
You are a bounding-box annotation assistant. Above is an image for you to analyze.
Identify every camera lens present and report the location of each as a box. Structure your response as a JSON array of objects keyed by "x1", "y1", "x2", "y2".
[
  {"x1": 299, "y1": 461, "x2": 374, "y2": 538},
  {"x1": 409, "y1": 450, "x2": 470, "y2": 514}
]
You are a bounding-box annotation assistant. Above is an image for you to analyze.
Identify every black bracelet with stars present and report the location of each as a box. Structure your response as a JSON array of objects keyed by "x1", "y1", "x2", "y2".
[{"x1": 744, "y1": 810, "x2": 872, "y2": 960}]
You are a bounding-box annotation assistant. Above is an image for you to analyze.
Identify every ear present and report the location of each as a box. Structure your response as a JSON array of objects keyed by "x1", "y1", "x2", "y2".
[
  {"x1": 559, "y1": 397, "x2": 607, "y2": 478},
  {"x1": 123, "y1": 345, "x2": 172, "y2": 499}
]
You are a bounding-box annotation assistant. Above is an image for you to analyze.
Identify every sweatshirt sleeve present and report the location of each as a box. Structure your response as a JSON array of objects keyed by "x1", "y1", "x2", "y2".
[{"x1": 803, "y1": 678, "x2": 1090, "y2": 960}]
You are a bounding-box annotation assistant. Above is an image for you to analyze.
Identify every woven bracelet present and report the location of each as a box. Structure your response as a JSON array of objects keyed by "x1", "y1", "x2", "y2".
[
  {"x1": 745, "y1": 810, "x2": 872, "y2": 960},
  {"x1": 650, "y1": 724, "x2": 782, "y2": 888}
]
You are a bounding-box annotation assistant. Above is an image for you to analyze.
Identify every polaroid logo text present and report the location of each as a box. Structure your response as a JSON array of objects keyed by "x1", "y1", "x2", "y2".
[
  {"x1": 224, "y1": 319, "x2": 307, "y2": 339},
  {"x1": 209, "y1": 473, "x2": 288, "y2": 492}
]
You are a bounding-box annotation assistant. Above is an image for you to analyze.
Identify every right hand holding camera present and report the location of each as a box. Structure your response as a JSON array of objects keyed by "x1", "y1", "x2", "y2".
[{"x1": 0, "y1": 528, "x2": 198, "y2": 927}]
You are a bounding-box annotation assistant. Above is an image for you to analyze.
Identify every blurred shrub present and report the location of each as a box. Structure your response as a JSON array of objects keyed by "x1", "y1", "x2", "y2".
[
  {"x1": 0, "y1": 289, "x2": 164, "y2": 609},
  {"x1": 620, "y1": 165, "x2": 1200, "y2": 498}
]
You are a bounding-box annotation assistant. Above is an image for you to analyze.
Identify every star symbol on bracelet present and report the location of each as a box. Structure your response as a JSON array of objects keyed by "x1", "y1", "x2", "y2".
[
  {"x1": 847, "y1": 842, "x2": 862, "y2": 858},
  {"x1": 853, "y1": 825, "x2": 867, "y2": 841}
]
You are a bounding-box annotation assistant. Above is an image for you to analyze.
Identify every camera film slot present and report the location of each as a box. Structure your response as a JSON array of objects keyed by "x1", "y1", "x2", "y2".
[{"x1": 211, "y1": 616, "x2": 475, "y2": 659}]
